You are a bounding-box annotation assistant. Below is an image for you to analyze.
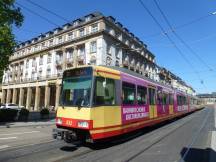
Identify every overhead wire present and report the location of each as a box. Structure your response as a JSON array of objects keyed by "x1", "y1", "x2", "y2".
[
  {"x1": 152, "y1": 0, "x2": 211, "y2": 91},
  {"x1": 143, "y1": 11, "x2": 216, "y2": 39},
  {"x1": 25, "y1": 0, "x2": 70, "y2": 23},
  {"x1": 15, "y1": 2, "x2": 60, "y2": 27},
  {"x1": 153, "y1": 0, "x2": 213, "y2": 72},
  {"x1": 138, "y1": 0, "x2": 207, "y2": 92}
]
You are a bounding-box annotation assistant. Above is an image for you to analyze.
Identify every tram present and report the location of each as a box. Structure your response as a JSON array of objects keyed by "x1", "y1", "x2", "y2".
[{"x1": 53, "y1": 65, "x2": 200, "y2": 143}]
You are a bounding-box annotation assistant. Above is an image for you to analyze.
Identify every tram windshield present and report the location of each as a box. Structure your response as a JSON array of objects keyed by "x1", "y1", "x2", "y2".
[{"x1": 61, "y1": 67, "x2": 92, "y2": 107}]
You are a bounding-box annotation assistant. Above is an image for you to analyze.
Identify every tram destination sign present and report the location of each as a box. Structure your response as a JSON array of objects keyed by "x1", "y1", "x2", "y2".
[{"x1": 63, "y1": 67, "x2": 92, "y2": 78}]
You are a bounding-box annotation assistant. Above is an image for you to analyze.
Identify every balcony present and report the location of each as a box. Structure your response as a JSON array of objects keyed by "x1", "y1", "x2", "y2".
[{"x1": 66, "y1": 57, "x2": 73, "y2": 65}]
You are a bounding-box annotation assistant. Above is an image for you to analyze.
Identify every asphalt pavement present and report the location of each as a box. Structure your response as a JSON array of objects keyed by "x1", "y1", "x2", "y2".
[{"x1": 0, "y1": 106, "x2": 215, "y2": 162}]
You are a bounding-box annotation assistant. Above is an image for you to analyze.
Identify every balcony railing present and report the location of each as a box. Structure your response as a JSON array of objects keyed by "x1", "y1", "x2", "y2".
[{"x1": 2, "y1": 73, "x2": 63, "y2": 85}]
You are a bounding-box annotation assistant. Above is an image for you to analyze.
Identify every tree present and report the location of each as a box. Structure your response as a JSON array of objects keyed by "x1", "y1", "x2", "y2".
[{"x1": 0, "y1": 0, "x2": 24, "y2": 81}]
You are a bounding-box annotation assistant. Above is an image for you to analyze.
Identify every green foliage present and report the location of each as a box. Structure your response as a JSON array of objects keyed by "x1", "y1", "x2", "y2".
[
  {"x1": 0, "y1": 0, "x2": 24, "y2": 81},
  {"x1": 18, "y1": 108, "x2": 29, "y2": 121},
  {"x1": 0, "y1": 108, "x2": 18, "y2": 122}
]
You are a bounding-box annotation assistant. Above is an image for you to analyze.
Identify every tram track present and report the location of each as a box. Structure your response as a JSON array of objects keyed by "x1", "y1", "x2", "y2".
[{"x1": 125, "y1": 108, "x2": 209, "y2": 162}]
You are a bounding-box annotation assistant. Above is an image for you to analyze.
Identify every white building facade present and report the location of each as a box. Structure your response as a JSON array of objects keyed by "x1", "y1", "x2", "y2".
[{"x1": 1, "y1": 12, "x2": 158, "y2": 111}]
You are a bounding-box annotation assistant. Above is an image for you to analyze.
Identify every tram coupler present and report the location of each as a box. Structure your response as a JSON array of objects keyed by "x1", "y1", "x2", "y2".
[{"x1": 52, "y1": 128, "x2": 78, "y2": 143}]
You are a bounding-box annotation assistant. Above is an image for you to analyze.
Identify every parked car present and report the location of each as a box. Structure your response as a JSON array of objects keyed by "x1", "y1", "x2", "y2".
[{"x1": 0, "y1": 103, "x2": 21, "y2": 110}]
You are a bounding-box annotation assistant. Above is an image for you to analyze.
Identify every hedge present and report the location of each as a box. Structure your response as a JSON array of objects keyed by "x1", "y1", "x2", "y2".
[{"x1": 0, "y1": 109, "x2": 18, "y2": 122}]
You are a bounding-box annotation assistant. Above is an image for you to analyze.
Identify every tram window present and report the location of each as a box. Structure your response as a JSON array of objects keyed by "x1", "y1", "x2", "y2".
[
  {"x1": 148, "y1": 88, "x2": 156, "y2": 105},
  {"x1": 162, "y1": 93, "x2": 168, "y2": 105},
  {"x1": 137, "y1": 86, "x2": 147, "y2": 105},
  {"x1": 177, "y1": 95, "x2": 181, "y2": 105},
  {"x1": 93, "y1": 77, "x2": 116, "y2": 105},
  {"x1": 157, "y1": 90, "x2": 163, "y2": 105},
  {"x1": 169, "y1": 94, "x2": 174, "y2": 105},
  {"x1": 122, "y1": 82, "x2": 136, "y2": 105}
]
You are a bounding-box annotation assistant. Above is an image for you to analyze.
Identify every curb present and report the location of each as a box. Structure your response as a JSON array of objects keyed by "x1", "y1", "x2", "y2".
[{"x1": 0, "y1": 122, "x2": 55, "y2": 128}]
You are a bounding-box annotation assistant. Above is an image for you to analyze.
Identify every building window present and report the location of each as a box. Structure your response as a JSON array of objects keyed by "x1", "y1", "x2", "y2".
[
  {"x1": 93, "y1": 77, "x2": 116, "y2": 105},
  {"x1": 25, "y1": 72, "x2": 28, "y2": 78},
  {"x1": 46, "y1": 66, "x2": 51, "y2": 77},
  {"x1": 27, "y1": 47, "x2": 31, "y2": 53},
  {"x1": 115, "y1": 48, "x2": 120, "y2": 58},
  {"x1": 26, "y1": 60, "x2": 29, "y2": 68},
  {"x1": 49, "y1": 39, "x2": 53, "y2": 46},
  {"x1": 34, "y1": 45, "x2": 38, "y2": 51},
  {"x1": 47, "y1": 54, "x2": 52, "y2": 63},
  {"x1": 39, "y1": 56, "x2": 43, "y2": 65},
  {"x1": 79, "y1": 28, "x2": 84, "y2": 37},
  {"x1": 90, "y1": 41, "x2": 97, "y2": 53},
  {"x1": 67, "y1": 49, "x2": 73, "y2": 59},
  {"x1": 32, "y1": 59, "x2": 37, "y2": 67},
  {"x1": 115, "y1": 60, "x2": 119, "y2": 66},
  {"x1": 122, "y1": 82, "x2": 136, "y2": 105},
  {"x1": 41, "y1": 42, "x2": 45, "y2": 49},
  {"x1": 91, "y1": 23, "x2": 98, "y2": 33},
  {"x1": 57, "y1": 67, "x2": 62, "y2": 76},
  {"x1": 116, "y1": 32, "x2": 122, "y2": 40},
  {"x1": 107, "y1": 44, "x2": 112, "y2": 55},
  {"x1": 79, "y1": 46, "x2": 85, "y2": 56},
  {"x1": 68, "y1": 32, "x2": 74, "y2": 40},
  {"x1": 22, "y1": 50, "x2": 25, "y2": 55},
  {"x1": 58, "y1": 36, "x2": 63, "y2": 44},
  {"x1": 38, "y1": 70, "x2": 42, "y2": 78}
]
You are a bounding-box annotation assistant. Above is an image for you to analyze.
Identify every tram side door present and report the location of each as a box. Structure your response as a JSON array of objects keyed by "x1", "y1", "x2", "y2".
[{"x1": 148, "y1": 87, "x2": 157, "y2": 119}]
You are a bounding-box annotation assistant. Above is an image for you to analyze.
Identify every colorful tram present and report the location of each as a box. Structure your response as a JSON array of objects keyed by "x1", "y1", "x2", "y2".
[{"x1": 53, "y1": 66, "x2": 200, "y2": 143}]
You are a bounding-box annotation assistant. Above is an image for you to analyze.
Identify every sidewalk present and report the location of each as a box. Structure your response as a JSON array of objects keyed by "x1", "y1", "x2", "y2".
[{"x1": 0, "y1": 119, "x2": 55, "y2": 128}]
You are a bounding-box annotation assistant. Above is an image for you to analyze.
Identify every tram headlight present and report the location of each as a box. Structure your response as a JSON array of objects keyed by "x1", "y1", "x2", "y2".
[
  {"x1": 56, "y1": 118, "x2": 62, "y2": 125},
  {"x1": 78, "y1": 121, "x2": 89, "y2": 128}
]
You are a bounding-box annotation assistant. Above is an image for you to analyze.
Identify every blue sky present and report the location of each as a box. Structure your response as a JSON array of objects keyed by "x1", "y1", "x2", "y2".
[{"x1": 14, "y1": 0, "x2": 216, "y2": 94}]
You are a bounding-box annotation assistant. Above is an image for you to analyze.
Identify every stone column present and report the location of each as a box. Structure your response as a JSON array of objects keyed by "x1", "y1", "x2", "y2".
[
  {"x1": 1, "y1": 89, "x2": 6, "y2": 104},
  {"x1": 19, "y1": 88, "x2": 24, "y2": 106},
  {"x1": 12, "y1": 88, "x2": 17, "y2": 104},
  {"x1": 34, "y1": 86, "x2": 40, "y2": 111},
  {"x1": 6, "y1": 89, "x2": 12, "y2": 103},
  {"x1": 44, "y1": 85, "x2": 50, "y2": 108},
  {"x1": 55, "y1": 84, "x2": 61, "y2": 109},
  {"x1": 26, "y1": 87, "x2": 32, "y2": 110}
]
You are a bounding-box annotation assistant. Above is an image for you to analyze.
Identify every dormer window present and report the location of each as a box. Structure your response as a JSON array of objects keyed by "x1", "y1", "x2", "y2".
[
  {"x1": 85, "y1": 16, "x2": 92, "y2": 22},
  {"x1": 63, "y1": 23, "x2": 70, "y2": 30},
  {"x1": 73, "y1": 19, "x2": 81, "y2": 26}
]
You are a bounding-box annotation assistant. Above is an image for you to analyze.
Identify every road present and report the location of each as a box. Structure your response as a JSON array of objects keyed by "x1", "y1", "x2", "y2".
[{"x1": 0, "y1": 106, "x2": 215, "y2": 162}]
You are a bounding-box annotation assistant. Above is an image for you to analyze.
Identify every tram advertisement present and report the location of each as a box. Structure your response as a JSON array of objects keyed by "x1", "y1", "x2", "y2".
[{"x1": 122, "y1": 106, "x2": 149, "y2": 124}]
